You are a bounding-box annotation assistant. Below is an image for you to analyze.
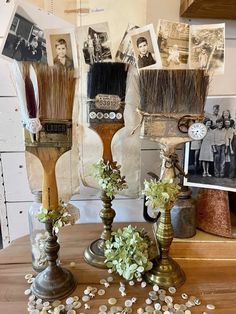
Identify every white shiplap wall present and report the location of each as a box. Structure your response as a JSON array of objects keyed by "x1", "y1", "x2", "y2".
[{"x1": 0, "y1": 0, "x2": 236, "y2": 246}]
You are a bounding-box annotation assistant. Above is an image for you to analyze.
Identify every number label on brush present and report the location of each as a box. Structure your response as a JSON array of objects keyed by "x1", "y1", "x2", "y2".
[
  {"x1": 44, "y1": 123, "x2": 67, "y2": 134},
  {"x1": 95, "y1": 94, "x2": 121, "y2": 110}
]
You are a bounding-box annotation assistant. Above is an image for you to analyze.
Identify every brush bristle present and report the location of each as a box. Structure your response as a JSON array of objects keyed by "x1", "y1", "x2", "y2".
[
  {"x1": 139, "y1": 69, "x2": 209, "y2": 114},
  {"x1": 32, "y1": 64, "x2": 76, "y2": 120},
  {"x1": 25, "y1": 75, "x2": 37, "y2": 118},
  {"x1": 87, "y1": 62, "x2": 129, "y2": 100}
]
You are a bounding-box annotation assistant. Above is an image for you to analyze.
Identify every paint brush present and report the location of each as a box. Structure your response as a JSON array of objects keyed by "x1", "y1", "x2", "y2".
[
  {"x1": 139, "y1": 69, "x2": 209, "y2": 115},
  {"x1": 87, "y1": 62, "x2": 129, "y2": 162},
  {"x1": 22, "y1": 63, "x2": 76, "y2": 211}
]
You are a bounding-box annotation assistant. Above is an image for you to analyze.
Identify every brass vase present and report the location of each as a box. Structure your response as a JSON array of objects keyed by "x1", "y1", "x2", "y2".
[{"x1": 84, "y1": 190, "x2": 116, "y2": 268}]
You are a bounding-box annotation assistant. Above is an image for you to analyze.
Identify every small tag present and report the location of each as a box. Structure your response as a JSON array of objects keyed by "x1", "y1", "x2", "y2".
[
  {"x1": 95, "y1": 94, "x2": 121, "y2": 110},
  {"x1": 44, "y1": 123, "x2": 67, "y2": 134}
]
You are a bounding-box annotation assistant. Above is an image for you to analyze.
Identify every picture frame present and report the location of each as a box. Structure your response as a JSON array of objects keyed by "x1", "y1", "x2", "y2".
[
  {"x1": 184, "y1": 95, "x2": 236, "y2": 192},
  {"x1": 44, "y1": 28, "x2": 78, "y2": 69},
  {"x1": 129, "y1": 24, "x2": 162, "y2": 70}
]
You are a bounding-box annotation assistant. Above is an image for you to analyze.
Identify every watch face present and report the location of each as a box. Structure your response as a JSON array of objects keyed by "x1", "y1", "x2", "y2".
[{"x1": 188, "y1": 122, "x2": 207, "y2": 140}]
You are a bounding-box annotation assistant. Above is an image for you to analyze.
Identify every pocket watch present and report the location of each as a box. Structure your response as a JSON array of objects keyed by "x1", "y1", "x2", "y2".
[{"x1": 188, "y1": 122, "x2": 207, "y2": 140}]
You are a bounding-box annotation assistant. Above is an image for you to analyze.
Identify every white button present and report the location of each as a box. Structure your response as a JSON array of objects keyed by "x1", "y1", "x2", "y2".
[
  {"x1": 165, "y1": 296, "x2": 173, "y2": 304},
  {"x1": 145, "y1": 298, "x2": 152, "y2": 305},
  {"x1": 73, "y1": 296, "x2": 80, "y2": 301},
  {"x1": 141, "y1": 281, "x2": 147, "y2": 288},
  {"x1": 168, "y1": 287, "x2": 176, "y2": 294},
  {"x1": 154, "y1": 303, "x2": 161, "y2": 310},
  {"x1": 108, "y1": 298, "x2": 117, "y2": 305},
  {"x1": 107, "y1": 276, "x2": 114, "y2": 282},
  {"x1": 73, "y1": 301, "x2": 82, "y2": 309},
  {"x1": 206, "y1": 304, "x2": 215, "y2": 310},
  {"x1": 66, "y1": 297, "x2": 74, "y2": 305},
  {"x1": 84, "y1": 289, "x2": 90, "y2": 295},
  {"x1": 97, "y1": 112, "x2": 104, "y2": 119},
  {"x1": 137, "y1": 308, "x2": 144, "y2": 314},
  {"x1": 67, "y1": 310, "x2": 76, "y2": 314},
  {"x1": 145, "y1": 305, "x2": 154, "y2": 313},
  {"x1": 116, "y1": 112, "x2": 122, "y2": 119},
  {"x1": 82, "y1": 296, "x2": 90, "y2": 302},
  {"x1": 109, "y1": 112, "x2": 116, "y2": 119},
  {"x1": 99, "y1": 305, "x2": 108, "y2": 312},
  {"x1": 181, "y1": 293, "x2": 188, "y2": 300},
  {"x1": 104, "y1": 113, "x2": 109, "y2": 119},
  {"x1": 129, "y1": 281, "x2": 135, "y2": 286},
  {"x1": 25, "y1": 274, "x2": 33, "y2": 280},
  {"x1": 100, "y1": 279, "x2": 107, "y2": 285},
  {"x1": 184, "y1": 310, "x2": 192, "y2": 314},
  {"x1": 24, "y1": 289, "x2": 31, "y2": 295},
  {"x1": 125, "y1": 300, "x2": 133, "y2": 307},
  {"x1": 153, "y1": 284, "x2": 159, "y2": 292},
  {"x1": 89, "y1": 112, "x2": 96, "y2": 119}
]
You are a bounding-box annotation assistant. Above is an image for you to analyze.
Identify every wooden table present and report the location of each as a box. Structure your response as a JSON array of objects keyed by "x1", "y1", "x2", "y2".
[{"x1": 0, "y1": 223, "x2": 236, "y2": 313}]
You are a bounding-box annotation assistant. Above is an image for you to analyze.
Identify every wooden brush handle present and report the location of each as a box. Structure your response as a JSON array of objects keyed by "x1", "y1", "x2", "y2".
[
  {"x1": 26, "y1": 146, "x2": 68, "y2": 211},
  {"x1": 42, "y1": 159, "x2": 58, "y2": 210},
  {"x1": 92, "y1": 123, "x2": 124, "y2": 162}
]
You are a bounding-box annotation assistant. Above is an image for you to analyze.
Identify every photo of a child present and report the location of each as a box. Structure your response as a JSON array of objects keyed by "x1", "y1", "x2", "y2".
[
  {"x1": 53, "y1": 38, "x2": 73, "y2": 69},
  {"x1": 44, "y1": 28, "x2": 78, "y2": 69}
]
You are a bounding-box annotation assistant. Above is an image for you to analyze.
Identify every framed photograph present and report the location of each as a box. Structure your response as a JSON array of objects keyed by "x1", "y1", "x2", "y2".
[
  {"x1": 44, "y1": 28, "x2": 78, "y2": 69},
  {"x1": 115, "y1": 24, "x2": 139, "y2": 66},
  {"x1": 184, "y1": 95, "x2": 236, "y2": 192},
  {"x1": 130, "y1": 24, "x2": 162, "y2": 70},
  {"x1": 0, "y1": 4, "x2": 47, "y2": 63},
  {"x1": 189, "y1": 23, "x2": 225, "y2": 74},
  {"x1": 157, "y1": 19, "x2": 189, "y2": 69},
  {"x1": 77, "y1": 22, "x2": 112, "y2": 65}
]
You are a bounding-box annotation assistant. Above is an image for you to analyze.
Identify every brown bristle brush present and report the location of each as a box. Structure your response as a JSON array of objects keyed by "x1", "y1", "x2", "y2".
[
  {"x1": 139, "y1": 69, "x2": 209, "y2": 114},
  {"x1": 87, "y1": 62, "x2": 129, "y2": 162},
  {"x1": 22, "y1": 63, "x2": 76, "y2": 212}
]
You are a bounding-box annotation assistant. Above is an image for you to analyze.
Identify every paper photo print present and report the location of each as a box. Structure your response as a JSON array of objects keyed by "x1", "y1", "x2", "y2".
[
  {"x1": 115, "y1": 24, "x2": 139, "y2": 66},
  {"x1": 130, "y1": 24, "x2": 162, "y2": 70},
  {"x1": 157, "y1": 20, "x2": 189, "y2": 69},
  {"x1": 189, "y1": 23, "x2": 225, "y2": 74},
  {"x1": 77, "y1": 22, "x2": 112, "y2": 65},
  {"x1": 184, "y1": 95, "x2": 236, "y2": 193},
  {"x1": 44, "y1": 28, "x2": 78, "y2": 69},
  {"x1": 0, "y1": 5, "x2": 47, "y2": 62}
]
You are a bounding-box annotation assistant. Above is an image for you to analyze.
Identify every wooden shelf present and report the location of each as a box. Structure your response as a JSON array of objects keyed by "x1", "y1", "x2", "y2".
[{"x1": 180, "y1": 0, "x2": 236, "y2": 19}]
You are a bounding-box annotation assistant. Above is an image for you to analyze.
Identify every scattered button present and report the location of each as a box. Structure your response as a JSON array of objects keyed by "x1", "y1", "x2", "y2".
[
  {"x1": 206, "y1": 304, "x2": 215, "y2": 310},
  {"x1": 141, "y1": 281, "x2": 147, "y2": 288},
  {"x1": 108, "y1": 298, "x2": 117, "y2": 305},
  {"x1": 184, "y1": 310, "x2": 192, "y2": 314},
  {"x1": 89, "y1": 112, "x2": 96, "y2": 119},
  {"x1": 145, "y1": 305, "x2": 154, "y2": 313},
  {"x1": 24, "y1": 289, "x2": 31, "y2": 296},
  {"x1": 109, "y1": 112, "x2": 116, "y2": 119},
  {"x1": 137, "y1": 308, "x2": 144, "y2": 314},
  {"x1": 168, "y1": 287, "x2": 176, "y2": 294},
  {"x1": 145, "y1": 298, "x2": 152, "y2": 305},
  {"x1": 82, "y1": 296, "x2": 90, "y2": 302},
  {"x1": 154, "y1": 303, "x2": 161, "y2": 310},
  {"x1": 67, "y1": 310, "x2": 76, "y2": 314},
  {"x1": 125, "y1": 299, "x2": 133, "y2": 307},
  {"x1": 99, "y1": 305, "x2": 107, "y2": 312},
  {"x1": 181, "y1": 293, "x2": 188, "y2": 300},
  {"x1": 153, "y1": 284, "x2": 159, "y2": 292},
  {"x1": 107, "y1": 276, "x2": 114, "y2": 282},
  {"x1": 73, "y1": 301, "x2": 82, "y2": 309},
  {"x1": 116, "y1": 113, "x2": 123, "y2": 119},
  {"x1": 129, "y1": 280, "x2": 135, "y2": 286}
]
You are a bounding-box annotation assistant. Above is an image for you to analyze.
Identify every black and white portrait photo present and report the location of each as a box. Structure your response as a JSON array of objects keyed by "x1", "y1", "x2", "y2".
[
  {"x1": 0, "y1": 5, "x2": 46, "y2": 63},
  {"x1": 77, "y1": 22, "x2": 112, "y2": 65},
  {"x1": 184, "y1": 96, "x2": 236, "y2": 192},
  {"x1": 115, "y1": 24, "x2": 139, "y2": 66},
  {"x1": 157, "y1": 20, "x2": 189, "y2": 69},
  {"x1": 189, "y1": 23, "x2": 225, "y2": 74},
  {"x1": 130, "y1": 24, "x2": 162, "y2": 70},
  {"x1": 44, "y1": 28, "x2": 78, "y2": 69}
]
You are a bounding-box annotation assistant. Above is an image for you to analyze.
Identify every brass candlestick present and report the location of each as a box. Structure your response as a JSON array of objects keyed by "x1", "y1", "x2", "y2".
[
  {"x1": 144, "y1": 137, "x2": 188, "y2": 288},
  {"x1": 31, "y1": 219, "x2": 76, "y2": 300},
  {"x1": 84, "y1": 191, "x2": 115, "y2": 268}
]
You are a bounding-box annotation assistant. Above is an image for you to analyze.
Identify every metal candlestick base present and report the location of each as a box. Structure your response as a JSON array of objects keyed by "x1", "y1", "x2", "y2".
[
  {"x1": 145, "y1": 257, "x2": 186, "y2": 288},
  {"x1": 84, "y1": 239, "x2": 107, "y2": 268},
  {"x1": 31, "y1": 220, "x2": 76, "y2": 300},
  {"x1": 84, "y1": 191, "x2": 115, "y2": 268}
]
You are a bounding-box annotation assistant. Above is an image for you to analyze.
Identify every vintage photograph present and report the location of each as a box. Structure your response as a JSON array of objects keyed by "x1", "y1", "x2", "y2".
[
  {"x1": 77, "y1": 22, "x2": 112, "y2": 65},
  {"x1": 189, "y1": 23, "x2": 225, "y2": 74},
  {"x1": 44, "y1": 28, "x2": 78, "y2": 69},
  {"x1": 184, "y1": 95, "x2": 236, "y2": 192},
  {"x1": 0, "y1": 5, "x2": 47, "y2": 62},
  {"x1": 115, "y1": 24, "x2": 139, "y2": 65},
  {"x1": 157, "y1": 19, "x2": 189, "y2": 69},
  {"x1": 130, "y1": 24, "x2": 162, "y2": 70}
]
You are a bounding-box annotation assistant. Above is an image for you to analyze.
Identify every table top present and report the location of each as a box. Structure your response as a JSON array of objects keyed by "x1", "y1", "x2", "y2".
[{"x1": 0, "y1": 222, "x2": 236, "y2": 314}]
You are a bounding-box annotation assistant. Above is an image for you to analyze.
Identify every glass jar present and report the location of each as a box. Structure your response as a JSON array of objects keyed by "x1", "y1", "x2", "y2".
[{"x1": 28, "y1": 191, "x2": 49, "y2": 272}]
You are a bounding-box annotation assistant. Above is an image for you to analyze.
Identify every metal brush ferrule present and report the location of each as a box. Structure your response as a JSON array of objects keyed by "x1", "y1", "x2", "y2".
[
  {"x1": 88, "y1": 99, "x2": 125, "y2": 124},
  {"x1": 24, "y1": 119, "x2": 72, "y2": 148}
]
